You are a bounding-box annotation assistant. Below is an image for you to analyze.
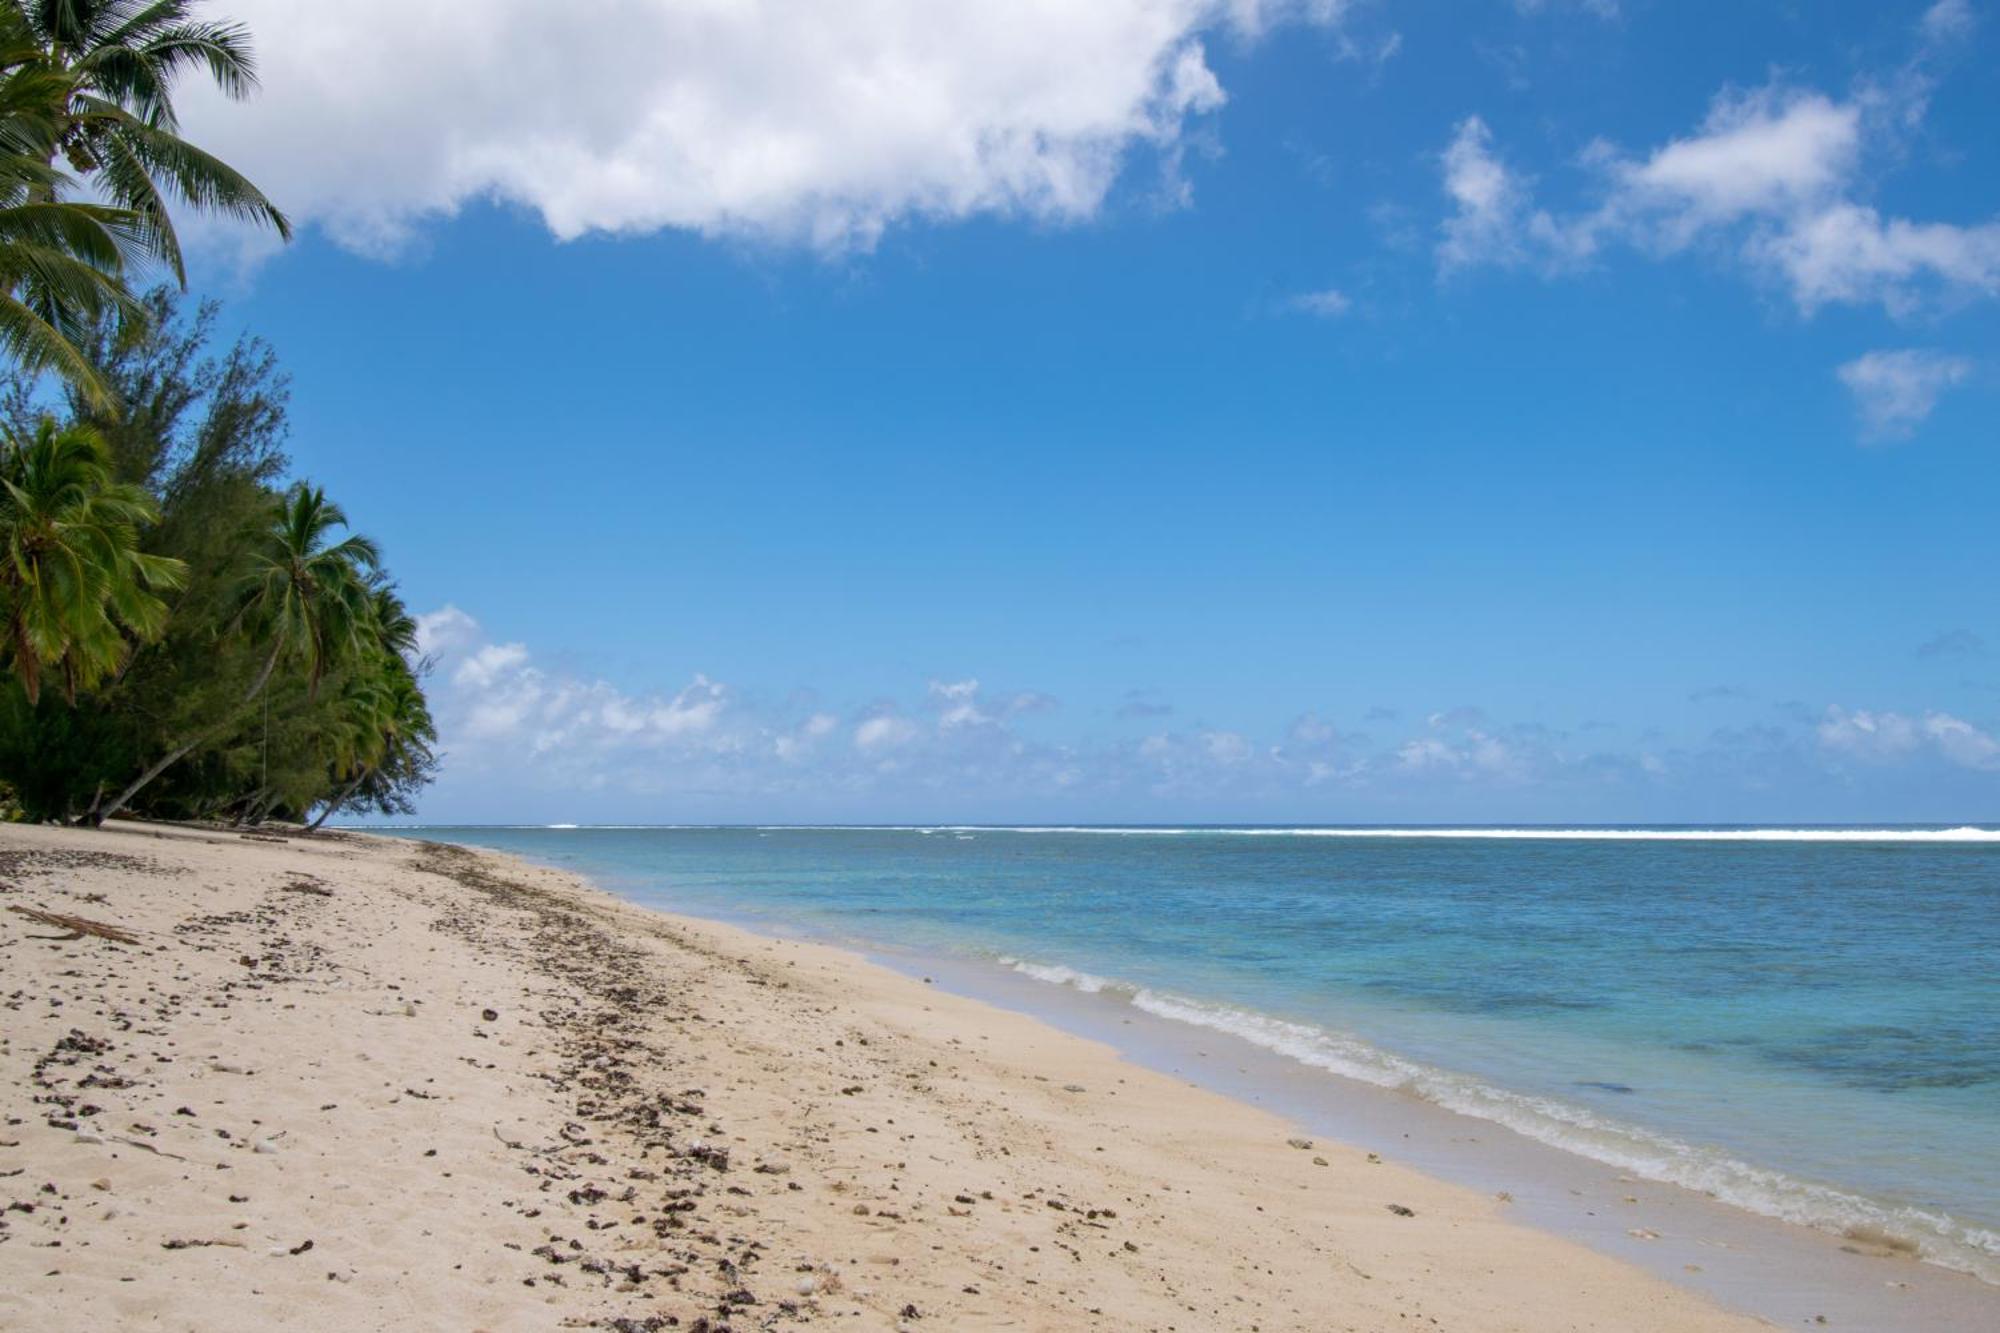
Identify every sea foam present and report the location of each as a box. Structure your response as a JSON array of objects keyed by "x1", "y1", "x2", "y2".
[
  {"x1": 941, "y1": 825, "x2": 2000, "y2": 842},
  {"x1": 994, "y1": 952, "x2": 2000, "y2": 1283}
]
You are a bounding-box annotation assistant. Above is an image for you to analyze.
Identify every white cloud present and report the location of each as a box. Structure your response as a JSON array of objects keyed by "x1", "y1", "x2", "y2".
[
  {"x1": 1818, "y1": 706, "x2": 2000, "y2": 770},
  {"x1": 1754, "y1": 205, "x2": 2000, "y2": 314},
  {"x1": 929, "y1": 678, "x2": 988, "y2": 729},
  {"x1": 1438, "y1": 116, "x2": 1529, "y2": 271},
  {"x1": 1287, "y1": 287, "x2": 1353, "y2": 316},
  {"x1": 1921, "y1": 0, "x2": 1977, "y2": 45},
  {"x1": 1435, "y1": 12, "x2": 2000, "y2": 316},
  {"x1": 1203, "y1": 730, "x2": 1253, "y2": 764},
  {"x1": 1610, "y1": 89, "x2": 1860, "y2": 240},
  {"x1": 181, "y1": 0, "x2": 1343, "y2": 260},
  {"x1": 1513, "y1": 0, "x2": 1621, "y2": 18},
  {"x1": 1836, "y1": 349, "x2": 1974, "y2": 440},
  {"x1": 855, "y1": 715, "x2": 919, "y2": 753},
  {"x1": 406, "y1": 608, "x2": 2000, "y2": 817},
  {"x1": 1436, "y1": 116, "x2": 1585, "y2": 274},
  {"x1": 413, "y1": 604, "x2": 481, "y2": 661}
]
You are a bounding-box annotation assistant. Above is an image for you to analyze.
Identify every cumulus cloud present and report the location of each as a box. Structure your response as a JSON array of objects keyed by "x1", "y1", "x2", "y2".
[
  {"x1": 413, "y1": 604, "x2": 482, "y2": 661},
  {"x1": 1837, "y1": 349, "x2": 1974, "y2": 440},
  {"x1": 179, "y1": 0, "x2": 1346, "y2": 260},
  {"x1": 408, "y1": 608, "x2": 2000, "y2": 817},
  {"x1": 1434, "y1": 13, "x2": 2000, "y2": 316},
  {"x1": 1817, "y1": 706, "x2": 2000, "y2": 770},
  {"x1": 854, "y1": 714, "x2": 920, "y2": 753},
  {"x1": 1437, "y1": 116, "x2": 1539, "y2": 272}
]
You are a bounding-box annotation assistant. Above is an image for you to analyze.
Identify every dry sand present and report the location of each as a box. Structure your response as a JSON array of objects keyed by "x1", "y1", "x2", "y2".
[{"x1": 0, "y1": 820, "x2": 1768, "y2": 1331}]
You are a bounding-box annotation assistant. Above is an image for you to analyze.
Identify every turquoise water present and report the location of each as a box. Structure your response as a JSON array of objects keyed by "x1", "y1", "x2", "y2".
[{"x1": 394, "y1": 824, "x2": 2000, "y2": 1281}]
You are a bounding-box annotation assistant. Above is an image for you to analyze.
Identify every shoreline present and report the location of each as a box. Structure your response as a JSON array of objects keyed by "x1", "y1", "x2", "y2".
[
  {"x1": 2, "y1": 821, "x2": 1987, "y2": 1330},
  {"x1": 421, "y1": 826, "x2": 2000, "y2": 1329}
]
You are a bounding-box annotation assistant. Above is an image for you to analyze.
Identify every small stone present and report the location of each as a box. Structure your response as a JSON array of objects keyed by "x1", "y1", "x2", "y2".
[
  {"x1": 1386, "y1": 1204, "x2": 1415, "y2": 1217},
  {"x1": 1286, "y1": 1138, "x2": 1313, "y2": 1150}
]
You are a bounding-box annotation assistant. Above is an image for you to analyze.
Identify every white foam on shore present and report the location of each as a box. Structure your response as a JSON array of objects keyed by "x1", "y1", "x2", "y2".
[
  {"x1": 993, "y1": 953, "x2": 2000, "y2": 1284},
  {"x1": 396, "y1": 825, "x2": 2000, "y2": 843},
  {"x1": 724, "y1": 825, "x2": 2000, "y2": 843},
  {"x1": 938, "y1": 825, "x2": 2000, "y2": 842}
]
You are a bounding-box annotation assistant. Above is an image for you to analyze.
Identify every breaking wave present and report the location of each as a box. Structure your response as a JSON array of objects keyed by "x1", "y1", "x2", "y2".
[
  {"x1": 993, "y1": 952, "x2": 2000, "y2": 1283},
  {"x1": 938, "y1": 825, "x2": 2000, "y2": 842}
]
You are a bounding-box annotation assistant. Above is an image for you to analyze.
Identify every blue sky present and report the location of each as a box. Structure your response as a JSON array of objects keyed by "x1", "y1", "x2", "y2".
[{"x1": 175, "y1": 0, "x2": 1997, "y2": 822}]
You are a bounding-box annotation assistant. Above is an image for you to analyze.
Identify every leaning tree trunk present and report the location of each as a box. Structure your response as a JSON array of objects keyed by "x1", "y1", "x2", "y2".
[
  {"x1": 306, "y1": 768, "x2": 368, "y2": 834},
  {"x1": 228, "y1": 788, "x2": 272, "y2": 827},
  {"x1": 89, "y1": 735, "x2": 205, "y2": 826},
  {"x1": 243, "y1": 789, "x2": 281, "y2": 828},
  {"x1": 90, "y1": 641, "x2": 289, "y2": 827}
]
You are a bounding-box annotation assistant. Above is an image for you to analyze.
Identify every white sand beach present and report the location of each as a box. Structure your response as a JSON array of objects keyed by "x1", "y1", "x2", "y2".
[{"x1": 0, "y1": 820, "x2": 1857, "y2": 1331}]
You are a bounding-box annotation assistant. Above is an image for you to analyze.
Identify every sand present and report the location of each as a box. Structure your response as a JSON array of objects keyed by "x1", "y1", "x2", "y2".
[{"x1": 0, "y1": 821, "x2": 1769, "y2": 1331}]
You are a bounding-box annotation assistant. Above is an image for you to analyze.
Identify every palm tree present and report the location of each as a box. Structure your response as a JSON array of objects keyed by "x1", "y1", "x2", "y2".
[
  {"x1": 0, "y1": 19, "x2": 149, "y2": 406},
  {"x1": 0, "y1": 414, "x2": 183, "y2": 702},
  {"x1": 10, "y1": 0, "x2": 290, "y2": 285},
  {"x1": 236, "y1": 484, "x2": 382, "y2": 700},
  {"x1": 304, "y1": 657, "x2": 432, "y2": 833},
  {"x1": 92, "y1": 482, "x2": 380, "y2": 823}
]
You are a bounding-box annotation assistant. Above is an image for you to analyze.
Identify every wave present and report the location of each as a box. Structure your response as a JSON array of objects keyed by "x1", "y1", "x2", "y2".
[
  {"x1": 993, "y1": 953, "x2": 2000, "y2": 1283},
  {"x1": 893, "y1": 825, "x2": 2000, "y2": 843},
  {"x1": 396, "y1": 824, "x2": 2000, "y2": 843}
]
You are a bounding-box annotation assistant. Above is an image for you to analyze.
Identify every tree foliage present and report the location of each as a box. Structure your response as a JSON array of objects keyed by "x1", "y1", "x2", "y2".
[
  {"x1": 0, "y1": 5, "x2": 433, "y2": 829},
  {"x1": 0, "y1": 291, "x2": 436, "y2": 826}
]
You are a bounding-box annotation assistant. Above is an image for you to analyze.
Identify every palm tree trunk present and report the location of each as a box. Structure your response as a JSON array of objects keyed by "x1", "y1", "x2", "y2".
[
  {"x1": 306, "y1": 768, "x2": 368, "y2": 833},
  {"x1": 90, "y1": 734, "x2": 202, "y2": 826},
  {"x1": 244, "y1": 639, "x2": 284, "y2": 707},
  {"x1": 88, "y1": 641, "x2": 288, "y2": 827},
  {"x1": 244, "y1": 790, "x2": 280, "y2": 828},
  {"x1": 227, "y1": 788, "x2": 270, "y2": 827}
]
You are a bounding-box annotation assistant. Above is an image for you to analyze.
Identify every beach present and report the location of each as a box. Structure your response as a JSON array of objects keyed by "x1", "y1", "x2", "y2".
[{"x1": 0, "y1": 821, "x2": 1985, "y2": 1332}]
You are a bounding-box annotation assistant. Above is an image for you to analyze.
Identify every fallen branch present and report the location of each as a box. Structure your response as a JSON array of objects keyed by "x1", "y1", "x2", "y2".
[
  {"x1": 113, "y1": 1135, "x2": 190, "y2": 1162},
  {"x1": 8, "y1": 905, "x2": 140, "y2": 945}
]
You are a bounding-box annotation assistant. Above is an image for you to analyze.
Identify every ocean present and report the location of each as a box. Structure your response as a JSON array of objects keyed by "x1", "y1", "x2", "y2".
[{"x1": 390, "y1": 824, "x2": 2000, "y2": 1285}]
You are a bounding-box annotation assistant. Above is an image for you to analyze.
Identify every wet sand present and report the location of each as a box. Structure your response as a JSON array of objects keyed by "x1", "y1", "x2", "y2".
[{"x1": 1, "y1": 821, "x2": 1791, "y2": 1329}]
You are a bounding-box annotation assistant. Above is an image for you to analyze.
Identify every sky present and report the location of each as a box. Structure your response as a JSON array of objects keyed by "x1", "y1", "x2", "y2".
[{"x1": 164, "y1": 0, "x2": 1999, "y2": 824}]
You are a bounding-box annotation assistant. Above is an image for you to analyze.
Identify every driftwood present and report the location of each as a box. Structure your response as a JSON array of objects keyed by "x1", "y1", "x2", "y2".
[{"x1": 8, "y1": 904, "x2": 140, "y2": 945}]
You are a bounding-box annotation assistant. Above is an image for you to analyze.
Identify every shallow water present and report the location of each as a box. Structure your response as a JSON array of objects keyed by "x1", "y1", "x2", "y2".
[{"x1": 388, "y1": 824, "x2": 2000, "y2": 1284}]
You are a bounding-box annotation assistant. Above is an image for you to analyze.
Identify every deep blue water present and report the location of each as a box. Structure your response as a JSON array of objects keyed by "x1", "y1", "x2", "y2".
[{"x1": 389, "y1": 824, "x2": 2000, "y2": 1280}]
